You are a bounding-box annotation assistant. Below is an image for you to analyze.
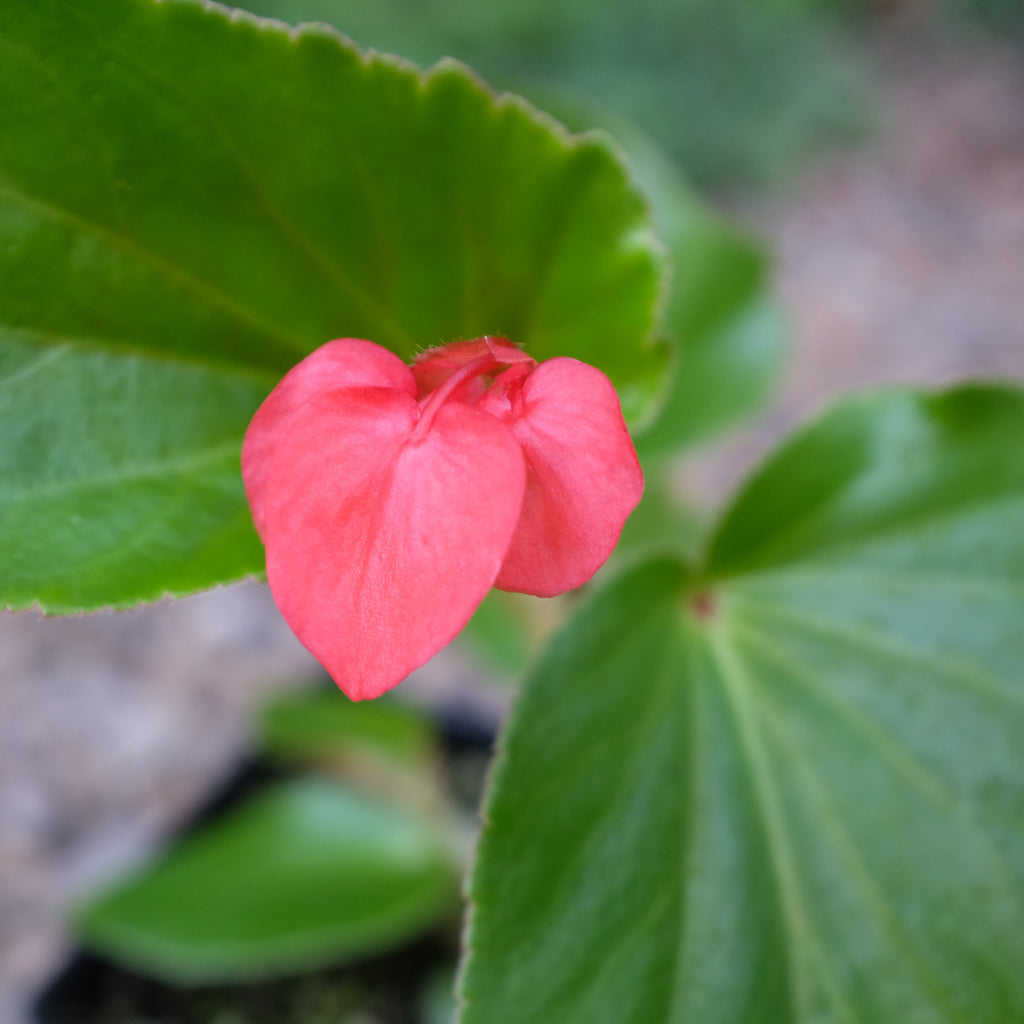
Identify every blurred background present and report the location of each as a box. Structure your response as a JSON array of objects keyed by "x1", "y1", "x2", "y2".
[{"x1": 2, "y1": 0, "x2": 1024, "y2": 1021}]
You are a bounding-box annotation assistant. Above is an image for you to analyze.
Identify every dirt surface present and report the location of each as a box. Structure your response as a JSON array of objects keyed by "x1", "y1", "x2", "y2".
[{"x1": 2, "y1": 31, "x2": 1024, "y2": 1024}]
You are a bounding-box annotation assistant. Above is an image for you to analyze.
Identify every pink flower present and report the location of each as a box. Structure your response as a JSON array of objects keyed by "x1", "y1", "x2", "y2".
[{"x1": 243, "y1": 337, "x2": 643, "y2": 700}]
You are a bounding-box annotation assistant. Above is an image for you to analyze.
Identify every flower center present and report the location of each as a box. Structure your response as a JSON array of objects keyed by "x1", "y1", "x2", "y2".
[{"x1": 410, "y1": 338, "x2": 536, "y2": 440}]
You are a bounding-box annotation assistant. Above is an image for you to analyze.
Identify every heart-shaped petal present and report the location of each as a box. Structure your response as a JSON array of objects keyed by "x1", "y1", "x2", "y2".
[
  {"x1": 494, "y1": 357, "x2": 644, "y2": 597},
  {"x1": 243, "y1": 339, "x2": 415, "y2": 537},
  {"x1": 263, "y1": 386, "x2": 526, "y2": 700}
]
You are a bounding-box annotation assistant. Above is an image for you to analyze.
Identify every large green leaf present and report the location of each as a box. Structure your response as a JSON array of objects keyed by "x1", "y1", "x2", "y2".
[
  {"x1": 0, "y1": 0, "x2": 664, "y2": 610},
  {"x1": 75, "y1": 778, "x2": 459, "y2": 983},
  {"x1": 460, "y1": 384, "x2": 1024, "y2": 1024}
]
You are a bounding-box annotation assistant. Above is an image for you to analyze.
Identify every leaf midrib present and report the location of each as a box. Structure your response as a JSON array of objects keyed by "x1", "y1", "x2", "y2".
[
  {"x1": 708, "y1": 620, "x2": 904, "y2": 1023},
  {"x1": 708, "y1": 623, "x2": 811, "y2": 1022}
]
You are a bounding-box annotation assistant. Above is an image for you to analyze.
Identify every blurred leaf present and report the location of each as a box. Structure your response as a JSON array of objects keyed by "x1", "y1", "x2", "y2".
[
  {"x1": 460, "y1": 590, "x2": 564, "y2": 678},
  {"x1": 613, "y1": 471, "x2": 705, "y2": 565},
  {"x1": 0, "y1": 0, "x2": 665, "y2": 611},
  {"x1": 460, "y1": 384, "x2": 1024, "y2": 1023},
  {"x1": 513, "y1": 97, "x2": 787, "y2": 452},
  {"x1": 636, "y1": 206, "x2": 786, "y2": 455},
  {"x1": 945, "y1": 0, "x2": 1024, "y2": 35},
  {"x1": 260, "y1": 689, "x2": 450, "y2": 814},
  {"x1": 460, "y1": 591, "x2": 536, "y2": 678},
  {"x1": 421, "y1": 966, "x2": 458, "y2": 1024},
  {"x1": 245, "y1": 0, "x2": 868, "y2": 188},
  {"x1": 76, "y1": 779, "x2": 459, "y2": 984},
  {"x1": 261, "y1": 690, "x2": 435, "y2": 767},
  {"x1": 608, "y1": 112, "x2": 785, "y2": 454}
]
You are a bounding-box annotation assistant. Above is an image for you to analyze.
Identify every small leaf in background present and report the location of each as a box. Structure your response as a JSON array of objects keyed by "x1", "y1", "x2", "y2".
[
  {"x1": 460, "y1": 590, "x2": 551, "y2": 679},
  {"x1": 612, "y1": 471, "x2": 705, "y2": 566},
  {"x1": 524, "y1": 99, "x2": 788, "y2": 455},
  {"x1": 259, "y1": 689, "x2": 451, "y2": 816},
  {"x1": 635, "y1": 209, "x2": 786, "y2": 457},
  {"x1": 75, "y1": 778, "x2": 460, "y2": 985},
  {"x1": 618, "y1": 117, "x2": 786, "y2": 456},
  {"x1": 460, "y1": 384, "x2": 1024, "y2": 1024},
  {"x1": 243, "y1": 0, "x2": 868, "y2": 189},
  {"x1": 0, "y1": 0, "x2": 665, "y2": 612},
  {"x1": 261, "y1": 690, "x2": 436, "y2": 768}
]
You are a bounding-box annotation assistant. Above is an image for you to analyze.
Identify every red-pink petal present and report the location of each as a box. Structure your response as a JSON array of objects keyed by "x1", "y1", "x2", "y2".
[
  {"x1": 263, "y1": 387, "x2": 526, "y2": 700},
  {"x1": 242, "y1": 339, "x2": 415, "y2": 537},
  {"x1": 494, "y1": 357, "x2": 643, "y2": 597}
]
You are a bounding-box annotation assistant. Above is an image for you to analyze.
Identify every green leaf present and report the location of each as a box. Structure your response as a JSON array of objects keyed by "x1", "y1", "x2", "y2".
[
  {"x1": 460, "y1": 590, "x2": 567, "y2": 679},
  {"x1": 639, "y1": 210, "x2": 785, "y2": 455},
  {"x1": 244, "y1": 0, "x2": 869, "y2": 189},
  {"x1": 0, "y1": 334, "x2": 270, "y2": 611},
  {"x1": 259, "y1": 690, "x2": 452, "y2": 814},
  {"x1": 0, "y1": 0, "x2": 665, "y2": 610},
  {"x1": 261, "y1": 689, "x2": 436, "y2": 767},
  {"x1": 75, "y1": 778, "x2": 459, "y2": 983},
  {"x1": 422, "y1": 966, "x2": 458, "y2": 1024},
  {"x1": 521, "y1": 99, "x2": 786, "y2": 453},
  {"x1": 460, "y1": 384, "x2": 1024, "y2": 1023},
  {"x1": 623, "y1": 123, "x2": 786, "y2": 455},
  {"x1": 613, "y1": 469, "x2": 705, "y2": 565}
]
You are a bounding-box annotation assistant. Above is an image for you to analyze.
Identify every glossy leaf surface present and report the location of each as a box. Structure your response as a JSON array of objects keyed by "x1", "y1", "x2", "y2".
[
  {"x1": 0, "y1": 0, "x2": 664, "y2": 610},
  {"x1": 76, "y1": 779, "x2": 458, "y2": 983},
  {"x1": 461, "y1": 384, "x2": 1024, "y2": 1024}
]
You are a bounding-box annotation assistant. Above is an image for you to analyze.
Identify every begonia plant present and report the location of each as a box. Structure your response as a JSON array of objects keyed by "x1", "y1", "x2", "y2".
[
  {"x1": 3, "y1": 1, "x2": 1024, "y2": 1022},
  {"x1": 243, "y1": 336, "x2": 643, "y2": 699}
]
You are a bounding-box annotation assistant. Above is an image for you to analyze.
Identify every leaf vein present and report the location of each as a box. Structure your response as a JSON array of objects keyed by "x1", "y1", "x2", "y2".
[
  {"x1": 0, "y1": 343, "x2": 73, "y2": 390},
  {"x1": 0, "y1": 184, "x2": 306, "y2": 353},
  {"x1": 721, "y1": 488, "x2": 1024, "y2": 577},
  {"x1": 731, "y1": 617, "x2": 1024, "y2": 925},
  {"x1": 3, "y1": 440, "x2": 242, "y2": 505},
  {"x1": 709, "y1": 627, "x2": 812, "y2": 1022},
  {"x1": 754, "y1": 691, "x2": 976, "y2": 1024},
  {"x1": 729, "y1": 594, "x2": 1024, "y2": 712}
]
